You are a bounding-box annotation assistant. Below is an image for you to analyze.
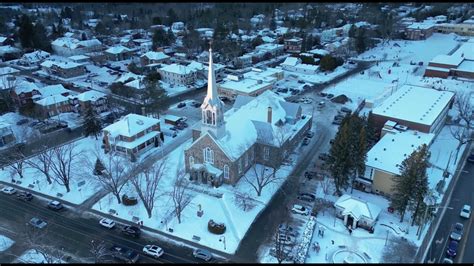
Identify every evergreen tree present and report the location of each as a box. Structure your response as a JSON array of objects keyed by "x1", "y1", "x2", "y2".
[
  {"x1": 152, "y1": 16, "x2": 162, "y2": 25},
  {"x1": 32, "y1": 22, "x2": 51, "y2": 52},
  {"x1": 269, "y1": 14, "x2": 276, "y2": 31},
  {"x1": 319, "y1": 54, "x2": 337, "y2": 72},
  {"x1": 95, "y1": 21, "x2": 107, "y2": 35},
  {"x1": 407, "y1": 144, "x2": 430, "y2": 226},
  {"x1": 327, "y1": 115, "x2": 352, "y2": 195},
  {"x1": 182, "y1": 28, "x2": 201, "y2": 55},
  {"x1": 356, "y1": 27, "x2": 366, "y2": 54},
  {"x1": 348, "y1": 114, "x2": 368, "y2": 193},
  {"x1": 166, "y1": 28, "x2": 175, "y2": 45},
  {"x1": 390, "y1": 144, "x2": 429, "y2": 222},
  {"x1": 251, "y1": 35, "x2": 264, "y2": 49},
  {"x1": 83, "y1": 105, "x2": 102, "y2": 140},
  {"x1": 81, "y1": 32, "x2": 87, "y2": 40},
  {"x1": 152, "y1": 28, "x2": 168, "y2": 50},
  {"x1": 93, "y1": 158, "x2": 106, "y2": 175},
  {"x1": 18, "y1": 15, "x2": 34, "y2": 49},
  {"x1": 141, "y1": 74, "x2": 168, "y2": 115},
  {"x1": 348, "y1": 24, "x2": 357, "y2": 38},
  {"x1": 166, "y1": 8, "x2": 178, "y2": 25}
]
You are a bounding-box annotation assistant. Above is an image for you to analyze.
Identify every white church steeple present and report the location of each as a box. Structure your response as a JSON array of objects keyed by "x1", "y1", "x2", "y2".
[{"x1": 201, "y1": 42, "x2": 225, "y2": 138}]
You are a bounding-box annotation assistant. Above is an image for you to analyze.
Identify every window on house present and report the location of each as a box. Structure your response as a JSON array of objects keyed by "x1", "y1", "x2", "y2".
[
  {"x1": 206, "y1": 110, "x2": 213, "y2": 125},
  {"x1": 264, "y1": 147, "x2": 270, "y2": 160},
  {"x1": 224, "y1": 165, "x2": 229, "y2": 180},
  {"x1": 203, "y1": 147, "x2": 214, "y2": 164},
  {"x1": 189, "y1": 156, "x2": 194, "y2": 166},
  {"x1": 238, "y1": 159, "x2": 242, "y2": 173},
  {"x1": 245, "y1": 153, "x2": 249, "y2": 167}
]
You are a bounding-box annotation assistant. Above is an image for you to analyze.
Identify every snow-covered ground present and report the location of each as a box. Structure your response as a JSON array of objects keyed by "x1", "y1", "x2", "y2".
[
  {"x1": 15, "y1": 249, "x2": 65, "y2": 263},
  {"x1": 0, "y1": 112, "x2": 40, "y2": 146},
  {"x1": 93, "y1": 139, "x2": 302, "y2": 254},
  {"x1": 279, "y1": 64, "x2": 349, "y2": 85},
  {"x1": 0, "y1": 235, "x2": 14, "y2": 252},
  {"x1": 160, "y1": 79, "x2": 207, "y2": 97}
]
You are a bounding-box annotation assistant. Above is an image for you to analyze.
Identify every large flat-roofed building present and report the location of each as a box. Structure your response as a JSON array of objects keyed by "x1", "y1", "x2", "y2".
[
  {"x1": 424, "y1": 40, "x2": 474, "y2": 79},
  {"x1": 405, "y1": 23, "x2": 436, "y2": 40},
  {"x1": 360, "y1": 130, "x2": 435, "y2": 196},
  {"x1": 369, "y1": 85, "x2": 454, "y2": 135}
]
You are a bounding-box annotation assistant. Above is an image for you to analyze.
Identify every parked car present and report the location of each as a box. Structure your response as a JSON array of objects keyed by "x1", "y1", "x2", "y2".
[
  {"x1": 334, "y1": 114, "x2": 345, "y2": 120},
  {"x1": 446, "y1": 240, "x2": 458, "y2": 257},
  {"x1": 329, "y1": 139, "x2": 335, "y2": 145},
  {"x1": 340, "y1": 107, "x2": 352, "y2": 113},
  {"x1": 306, "y1": 131, "x2": 314, "y2": 138},
  {"x1": 467, "y1": 153, "x2": 474, "y2": 163},
  {"x1": 269, "y1": 246, "x2": 294, "y2": 259},
  {"x1": 291, "y1": 204, "x2": 309, "y2": 216},
  {"x1": 298, "y1": 192, "x2": 316, "y2": 202},
  {"x1": 450, "y1": 223, "x2": 464, "y2": 241},
  {"x1": 304, "y1": 171, "x2": 317, "y2": 180},
  {"x1": 190, "y1": 101, "x2": 201, "y2": 108},
  {"x1": 17, "y1": 191, "x2": 33, "y2": 201},
  {"x1": 110, "y1": 245, "x2": 140, "y2": 263},
  {"x1": 29, "y1": 217, "x2": 47, "y2": 229},
  {"x1": 319, "y1": 92, "x2": 328, "y2": 97},
  {"x1": 277, "y1": 234, "x2": 295, "y2": 245},
  {"x1": 332, "y1": 118, "x2": 343, "y2": 125},
  {"x1": 318, "y1": 153, "x2": 330, "y2": 161},
  {"x1": 1, "y1": 187, "x2": 17, "y2": 195},
  {"x1": 16, "y1": 118, "x2": 29, "y2": 125},
  {"x1": 460, "y1": 204, "x2": 471, "y2": 219},
  {"x1": 318, "y1": 101, "x2": 325, "y2": 108},
  {"x1": 47, "y1": 200, "x2": 63, "y2": 211},
  {"x1": 177, "y1": 102, "x2": 186, "y2": 108},
  {"x1": 142, "y1": 245, "x2": 164, "y2": 259},
  {"x1": 302, "y1": 137, "x2": 310, "y2": 146},
  {"x1": 99, "y1": 218, "x2": 116, "y2": 229},
  {"x1": 442, "y1": 258, "x2": 454, "y2": 264},
  {"x1": 192, "y1": 248, "x2": 212, "y2": 261},
  {"x1": 122, "y1": 225, "x2": 141, "y2": 238},
  {"x1": 326, "y1": 93, "x2": 334, "y2": 99}
]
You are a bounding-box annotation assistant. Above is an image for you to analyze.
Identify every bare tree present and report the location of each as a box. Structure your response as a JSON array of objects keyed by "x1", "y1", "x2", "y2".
[
  {"x1": 88, "y1": 148, "x2": 131, "y2": 204},
  {"x1": 381, "y1": 235, "x2": 417, "y2": 263},
  {"x1": 131, "y1": 159, "x2": 167, "y2": 218},
  {"x1": 25, "y1": 147, "x2": 54, "y2": 184},
  {"x1": 20, "y1": 220, "x2": 68, "y2": 263},
  {"x1": 273, "y1": 225, "x2": 295, "y2": 264},
  {"x1": 0, "y1": 75, "x2": 17, "y2": 112},
  {"x1": 170, "y1": 170, "x2": 192, "y2": 224},
  {"x1": 454, "y1": 91, "x2": 473, "y2": 130},
  {"x1": 49, "y1": 142, "x2": 84, "y2": 193},
  {"x1": 89, "y1": 239, "x2": 112, "y2": 263},
  {"x1": 320, "y1": 177, "x2": 331, "y2": 199},
  {"x1": 2, "y1": 148, "x2": 26, "y2": 180},
  {"x1": 449, "y1": 125, "x2": 473, "y2": 164},
  {"x1": 233, "y1": 191, "x2": 256, "y2": 212},
  {"x1": 243, "y1": 164, "x2": 279, "y2": 197}
]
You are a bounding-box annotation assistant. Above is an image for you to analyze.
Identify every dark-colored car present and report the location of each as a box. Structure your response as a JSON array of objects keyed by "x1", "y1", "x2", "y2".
[
  {"x1": 446, "y1": 240, "x2": 458, "y2": 257},
  {"x1": 332, "y1": 119, "x2": 343, "y2": 125},
  {"x1": 122, "y1": 225, "x2": 141, "y2": 238},
  {"x1": 17, "y1": 191, "x2": 33, "y2": 201},
  {"x1": 47, "y1": 200, "x2": 63, "y2": 211},
  {"x1": 341, "y1": 107, "x2": 352, "y2": 113},
  {"x1": 467, "y1": 153, "x2": 474, "y2": 163},
  {"x1": 450, "y1": 222, "x2": 464, "y2": 241},
  {"x1": 191, "y1": 101, "x2": 201, "y2": 108},
  {"x1": 297, "y1": 193, "x2": 316, "y2": 202},
  {"x1": 326, "y1": 93, "x2": 334, "y2": 99},
  {"x1": 306, "y1": 131, "x2": 314, "y2": 138},
  {"x1": 318, "y1": 153, "x2": 330, "y2": 161},
  {"x1": 110, "y1": 245, "x2": 140, "y2": 263},
  {"x1": 278, "y1": 224, "x2": 296, "y2": 236},
  {"x1": 16, "y1": 118, "x2": 29, "y2": 125},
  {"x1": 302, "y1": 137, "x2": 310, "y2": 146},
  {"x1": 304, "y1": 171, "x2": 317, "y2": 180},
  {"x1": 177, "y1": 102, "x2": 186, "y2": 108}
]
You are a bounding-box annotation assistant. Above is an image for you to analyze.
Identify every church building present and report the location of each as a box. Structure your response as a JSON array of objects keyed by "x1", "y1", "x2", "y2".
[{"x1": 183, "y1": 47, "x2": 313, "y2": 187}]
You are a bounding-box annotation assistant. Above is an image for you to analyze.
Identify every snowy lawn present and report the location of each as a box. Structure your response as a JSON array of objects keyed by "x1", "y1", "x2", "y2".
[
  {"x1": 0, "y1": 235, "x2": 14, "y2": 252},
  {"x1": 93, "y1": 140, "x2": 299, "y2": 254},
  {"x1": 0, "y1": 112, "x2": 40, "y2": 145},
  {"x1": 280, "y1": 64, "x2": 349, "y2": 85},
  {"x1": 15, "y1": 249, "x2": 66, "y2": 263}
]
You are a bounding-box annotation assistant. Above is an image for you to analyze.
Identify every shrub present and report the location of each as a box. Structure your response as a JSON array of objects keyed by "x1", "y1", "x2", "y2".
[
  {"x1": 122, "y1": 194, "x2": 138, "y2": 206},
  {"x1": 207, "y1": 219, "x2": 226, "y2": 234}
]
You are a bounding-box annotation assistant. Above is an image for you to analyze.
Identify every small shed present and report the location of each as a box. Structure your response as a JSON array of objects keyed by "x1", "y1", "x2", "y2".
[
  {"x1": 162, "y1": 114, "x2": 182, "y2": 126},
  {"x1": 334, "y1": 194, "x2": 381, "y2": 230}
]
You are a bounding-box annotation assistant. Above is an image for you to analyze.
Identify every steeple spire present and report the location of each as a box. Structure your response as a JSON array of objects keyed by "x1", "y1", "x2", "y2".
[{"x1": 201, "y1": 40, "x2": 223, "y2": 109}]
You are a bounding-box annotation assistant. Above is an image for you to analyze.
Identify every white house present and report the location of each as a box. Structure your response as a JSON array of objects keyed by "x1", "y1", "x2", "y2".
[
  {"x1": 51, "y1": 37, "x2": 102, "y2": 56},
  {"x1": 158, "y1": 63, "x2": 198, "y2": 86},
  {"x1": 281, "y1": 57, "x2": 318, "y2": 74},
  {"x1": 334, "y1": 194, "x2": 382, "y2": 231}
]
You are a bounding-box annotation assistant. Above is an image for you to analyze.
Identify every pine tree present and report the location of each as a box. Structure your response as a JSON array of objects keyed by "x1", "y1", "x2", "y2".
[
  {"x1": 93, "y1": 158, "x2": 106, "y2": 175},
  {"x1": 327, "y1": 115, "x2": 352, "y2": 195},
  {"x1": 347, "y1": 114, "x2": 368, "y2": 193},
  {"x1": 84, "y1": 105, "x2": 102, "y2": 140},
  {"x1": 407, "y1": 144, "x2": 430, "y2": 225},
  {"x1": 356, "y1": 27, "x2": 366, "y2": 54},
  {"x1": 152, "y1": 28, "x2": 168, "y2": 50},
  {"x1": 18, "y1": 15, "x2": 34, "y2": 49},
  {"x1": 141, "y1": 74, "x2": 168, "y2": 115}
]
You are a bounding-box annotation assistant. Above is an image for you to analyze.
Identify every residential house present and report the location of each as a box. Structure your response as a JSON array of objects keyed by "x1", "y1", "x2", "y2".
[
  {"x1": 255, "y1": 43, "x2": 284, "y2": 57},
  {"x1": 281, "y1": 57, "x2": 318, "y2": 75},
  {"x1": 140, "y1": 51, "x2": 170, "y2": 68},
  {"x1": 104, "y1": 45, "x2": 133, "y2": 61},
  {"x1": 184, "y1": 48, "x2": 312, "y2": 187},
  {"x1": 68, "y1": 55, "x2": 90, "y2": 64},
  {"x1": 158, "y1": 63, "x2": 198, "y2": 86},
  {"x1": 40, "y1": 60, "x2": 87, "y2": 79},
  {"x1": 35, "y1": 94, "x2": 73, "y2": 118},
  {"x1": 369, "y1": 85, "x2": 455, "y2": 135},
  {"x1": 102, "y1": 113, "x2": 161, "y2": 159},
  {"x1": 51, "y1": 37, "x2": 103, "y2": 56},
  {"x1": 11, "y1": 81, "x2": 41, "y2": 105},
  {"x1": 436, "y1": 23, "x2": 474, "y2": 36},
  {"x1": 71, "y1": 90, "x2": 108, "y2": 114},
  {"x1": 284, "y1": 37, "x2": 303, "y2": 53},
  {"x1": 0, "y1": 36, "x2": 14, "y2": 46},
  {"x1": 405, "y1": 23, "x2": 436, "y2": 40},
  {"x1": 0, "y1": 45, "x2": 22, "y2": 61},
  {"x1": 16, "y1": 50, "x2": 50, "y2": 68}
]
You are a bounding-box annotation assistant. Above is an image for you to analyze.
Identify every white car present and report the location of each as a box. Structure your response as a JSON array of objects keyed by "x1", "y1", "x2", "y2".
[
  {"x1": 460, "y1": 204, "x2": 471, "y2": 219},
  {"x1": 99, "y1": 218, "x2": 116, "y2": 229},
  {"x1": 143, "y1": 245, "x2": 164, "y2": 259},
  {"x1": 291, "y1": 204, "x2": 309, "y2": 216},
  {"x1": 1, "y1": 187, "x2": 17, "y2": 195}
]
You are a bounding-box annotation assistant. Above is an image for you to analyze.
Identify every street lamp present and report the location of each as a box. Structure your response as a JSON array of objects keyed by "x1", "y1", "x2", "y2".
[
  {"x1": 417, "y1": 193, "x2": 436, "y2": 240},
  {"x1": 219, "y1": 236, "x2": 226, "y2": 250}
]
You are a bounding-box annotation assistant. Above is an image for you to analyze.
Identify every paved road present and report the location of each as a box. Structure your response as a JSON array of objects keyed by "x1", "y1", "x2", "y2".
[
  {"x1": 0, "y1": 192, "x2": 216, "y2": 264},
  {"x1": 423, "y1": 158, "x2": 474, "y2": 263}
]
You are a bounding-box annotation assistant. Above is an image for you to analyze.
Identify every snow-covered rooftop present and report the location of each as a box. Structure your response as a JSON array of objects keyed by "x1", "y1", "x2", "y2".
[
  {"x1": 40, "y1": 60, "x2": 82, "y2": 69},
  {"x1": 457, "y1": 60, "x2": 474, "y2": 73},
  {"x1": 160, "y1": 63, "x2": 196, "y2": 75},
  {"x1": 103, "y1": 113, "x2": 160, "y2": 138},
  {"x1": 407, "y1": 22, "x2": 436, "y2": 30},
  {"x1": 68, "y1": 55, "x2": 90, "y2": 61},
  {"x1": 451, "y1": 41, "x2": 474, "y2": 61},
  {"x1": 40, "y1": 84, "x2": 69, "y2": 97},
  {"x1": 366, "y1": 130, "x2": 435, "y2": 175},
  {"x1": 430, "y1": 54, "x2": 463, "y2": 67},
  {"x1": 76, "y1": 90, "x2": 107, "y2": 102},
  {"x1": 0, "y1": 66, "x2": 19, "y2": 76},
  {"x1": 372, "y1": 85, "x2": 455, "y2": 126},
  {"x1": 115, "y1": 72, "x2": 143, "y2": 83},
  {"x1": 308, "y1": 49, "x2": 329, "y2": 56},
  {"x1": 281, "y1": 57, "x2": 300, "y2": 66},
  {"x1": 335, "y1": 194, "x2": 381, "y2": 221},
  {"x1": 105, "y1": 45, "x2": 131, "y2": 54},
  {"x1": 255, "y1": 43, "x2": 283, "y2": 51},
  {"x1": 14, "y1": 81, "x2": 39, "y2": 94},
  {"x1": 20, "y1": 50, "x2": 50, "y2": 63},
  {"x1": 35, "y1": 94, "x2": 70, "y2": 106},
  {"x1": 141, "y1": 51, "x2": 169, "y2": 61},
  {"x1": 219, "y1": 78, "x2": 271, "y2": 94}
]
